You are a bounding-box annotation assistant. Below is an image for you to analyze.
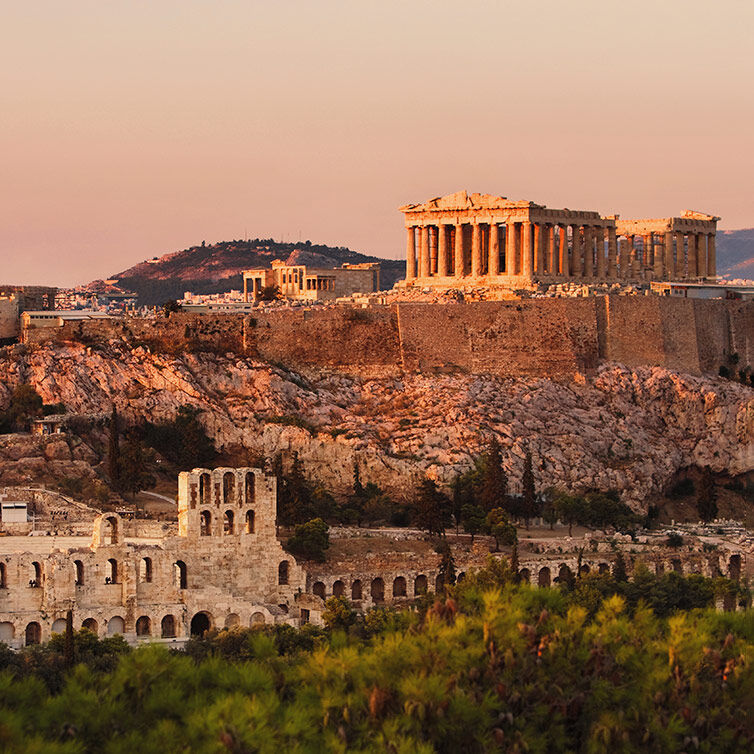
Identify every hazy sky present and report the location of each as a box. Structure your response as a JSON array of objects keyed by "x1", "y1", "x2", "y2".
[{"x1": 2, "y1": 0, "x2": 753, "y2": 286}]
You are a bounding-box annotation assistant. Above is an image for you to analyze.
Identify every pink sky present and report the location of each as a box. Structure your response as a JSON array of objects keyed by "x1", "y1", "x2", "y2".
[{"x1": 2, "y1": 0, "x2": 753, "y2": 286}]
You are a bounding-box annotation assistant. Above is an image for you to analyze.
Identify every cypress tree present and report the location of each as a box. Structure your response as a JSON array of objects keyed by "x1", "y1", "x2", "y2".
[
  {"x1": 521, "y1": 449, "x2": 536, "y2": 527},
  {"x1": 64, "y1": 609, "x2": 74, "y2": 666},
  {"x1": 480, "y1": 437, "x2": 508, "y2": 512},
  {"x1": 107, "y1": 405, "x2": 121, "y2": 491}
]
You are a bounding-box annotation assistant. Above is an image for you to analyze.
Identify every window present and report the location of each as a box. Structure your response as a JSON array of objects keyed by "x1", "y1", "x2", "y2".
[
  {"x1": 161, "y1": 615, "x2": 176, "y2": 638},
  {"x1": 278, "y1": 561, "x2": 289, "y2": 585},
  {"x1": 245, "y1": 510, "x2": 255, "y2": 534},
  {"x1": 223, "y1": 510, "x2": 234, "y2": 535},
  {"x1": 0, "y1": 563, "x2": 6, "y2": 588},
  {"x1": 136, "y1": 616, "x2": 151, "y2": 636},
  {"x1": 106, "y1": 558, "x2": 118, "y2": 584},
  {"x1": 30, "y1": 562, "x2": 42, "y2": 588},
  {"x1": 199, "y1": 473, "x2": 211, "y2": 506},
  {"x1": 245, "y1": 473, "x2": 255, "y2": 504},
  {"x1": 351, "y1": 580, "x2": 362, "y2": 600},
  {"x1": 140, "y1": 557, "x2": 153, "y2": 583},
  {"x1": 200, "y1": 510, "x2": 212, "y2": 536},
  {"x1": 223, "y1": 472, "x2": 235, "y2": 505},
  {"x1": 175, "y1": 561, "x2": 187, "y2": 589},
  {"x1": 74, "y1": 560, "x2": 84, "y2": 586},
  {"x1": 300, "y1": 609, "x2": 310, "y2": 624},
  {"x1": 25, "y1": 622, "x2": 41, "y2": 646}
]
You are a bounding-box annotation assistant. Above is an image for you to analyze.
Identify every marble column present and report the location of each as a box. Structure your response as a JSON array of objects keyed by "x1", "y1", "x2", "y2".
[
  {"x1": 489, "y1": 223, "x2": 500, "y2": 276},
  {"x1": 650, "y1": 233, "x2": 662, "y2": 279},
  {"x1": 664, "y1": 232, "x2": 674, "y2": 280},
  {"x1": 547, "y1": 225, "x2": 556, "y2": 275},
  {"x1": 696, "y1": 233, "x2": 707, "y2": 278},
  {"x1": 558, "y1": 225, "x2": 569, "y2": 277},
  {"x1": 687, "y1": 233, "x2": 697, "y2": 280},
  {"x1": 429, "y1": 226, "x2": 438, "y2": 276},
  {"x1": 571, "y1": 225, "x2": 582, "y2": 277},
  {"x1": 607, "y1": 227, "x2": 618, "y2": 278},
  {"x1": 471, "y1": 223, "x2": 482, "y2": 277},
  {"x1": 674, "y1": 232, "x2": 685, "y2": 278},
  {"x1": 628, "y1": 236, "x2": 639, "y2": 279},
  {"x1": 405, "y1": 226, "x2": 416, "y2": 280},
  {"x1": 618, "y1": 238, "x2": 630, "y2": 279},
  {"x1": 534, "y1": 223, "x2": 545, "y2": 274},
  {"x1": 707, "y1": 233, "x2": 716, "y2": 278},
  {"x1": 454, "y1": 223, "x2": 464, "y2": 278},
  {"x1": 437, "y1": 225, "x2": 448, "y2": 277},
  {"x1": 522, "y1": 221, "x2": 533, "y2": 278},
  {"x1": 506, "y1": 222, "x2": 517, "y2": 275},
  {"x1": 584, "y1": 226, "x2": 594, "y2": 278},
  {"x1": 418, "y1": 226, "x2": 429, "y2": 278},
  {"x1": 595, "y1": 226, "x2": 606, "y2": 279}
]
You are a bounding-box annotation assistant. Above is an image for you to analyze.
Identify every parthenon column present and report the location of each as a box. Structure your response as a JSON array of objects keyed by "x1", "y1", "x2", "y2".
[
  {"x1": 652, "y1": 233, "x2": 663, "y2": 279},
  {"x1": 618, "y1": 238, "x2": 629, "y2": 279},
  {"x1": 628, "y1": 236, "x2": 639, "y2": 279},
  {"x1": 558, "y1": 225, "x2": 569, "y2": 277},
  {"x1": 663, "y1": 232, "x2": 673, "y2": 281},
  {"x1": 546, "y1": 225, "x2": 556, "y2": 274},
  {"x1": 571, "y1": 224, "x2": 582, "y2": 277},
  {"x1": 506, "y1": 221, "x2": 517, "y2": 275},
  {"x1": 522, "y1": 221, "x2": 533, "y2": 278},
  {"x1": 405, "y1": 226, "x2": 416, "y2": 280},
  {"x1": 696, "y1": 233, "x2": 707, "y2": 278},
  {"x1": 583, "y1": 226, "x2": 594, "y2": 278},
  {"x1": 429, "y1": 226, "x2": 438, "y2": 275},
  {"x1": 489, "y1": 223, "x2": 500, "y2": 276},
  {"x1": 418, "y1": 226, "x2": 429, "y2": 278},
  {"x1": 471, "y1": 223, "x2": 482, "y2": 277},
  {"x1": 707, "y1": 234, "x2": 716, "y2": 278},
  {"x1": 437, "y1": 225, "x2": 448, "y2": 277},
  {"x1": 534, "y1": 223, "x2": 544, "y2": 274},
  {"x1": 596, "y1": 226, "x2": 606, "y2": 278},
  {"x1": 607, "y1": 227, "x2": 618, "y2": 278},
  {"x1": 674, "y1": 231, "x2": 685, "y2": 278},
  {"x1": 687, "y1": 233, "x2": 697, "y2": 280},
  {"x1": 454, "y1": 223, "x2": 464, "y2": 278}
]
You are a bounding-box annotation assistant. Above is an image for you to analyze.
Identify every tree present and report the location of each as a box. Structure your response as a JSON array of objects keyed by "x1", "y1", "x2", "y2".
[
  {"x1": 480, "y1": 437, "x2": 508, "y2": 512},
  {"x1": 64, "y1": 609, "x2": 75, "y2": 667},
  {"x1": 143, "y1": 406, "x2": 216, "y2": 471},
  {"x1": 162, "y1": 299, "x2": 183, "y2": 317},
  {"x1": 322, "y1": 596, "x2": 356, "y2": 631},
  {"x1": 118, "y1": 432, "x2": 156, "y2": 499},
  {"x1": 520, "y1": 449, "x2": 537, "y2": 527},
  {"x1": 485, "y1": 508, "x2": 517, "y2": 551},
  {"x1": 286, "y1": 518, "x2": 330, "y2": 562},
  {"x1": 697, "y1": 466, "x2": 718, "y2": 523},
  {"x1": 258, "y1": 285, "x2": 280, "y2": 302},
  {"x1": 612, "y1": 550, "x2": 628, "y2": 582},
  {"x1": 553, "y1": 491, "x2": 581, "y2": 536},
  {"x1": 413, "y1": 479, "x2": 453, "y2": 537},
  {"x1": 107, "y1": 405, "x2": 121, "y2": 490},
  {"x1": 3, "y1": 384, "x2": 43, "y2": 431},
  {"x1": 435, "y1": 539, "x2": 456, "y2": 592},
  {"x1": 461, "y1": 504, "x2": 486, "y2": 543}
]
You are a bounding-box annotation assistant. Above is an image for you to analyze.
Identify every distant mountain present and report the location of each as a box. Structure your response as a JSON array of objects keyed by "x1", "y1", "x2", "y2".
[
  {"x1": 103, "y1": 239, "x2": 406, "y2": 305},
  {"x1": 717, "y1": 229, "x2": 754, "y2": 280}
]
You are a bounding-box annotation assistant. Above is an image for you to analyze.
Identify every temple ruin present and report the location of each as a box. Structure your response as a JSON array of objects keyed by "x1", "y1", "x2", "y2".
[{"x1": 400, "y1": 191, "x2": 719, "y2": 287}]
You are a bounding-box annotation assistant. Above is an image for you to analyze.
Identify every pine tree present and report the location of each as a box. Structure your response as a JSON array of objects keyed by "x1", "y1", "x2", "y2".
[
  {"x1": 697, "y1": 466, "x2": 718, "y2": 523},
  {"x1": 118, "y1": 432, "x2": 156, "y2": 500},
  {"x1": 480, "y1": 437, "x2": 508, "y2": 512},
  {"x1": 64, "y1": 609, "x2": 74, "y2": 667},
  {"x1": 107, "y1": 405, "x2": 121, "y2": 491},
  {"x1": 413, "y1": 479, "x2": 452, "y2": 537},
  {"x1": 521, "y1": 449, "x2": 537, "y2": 527}
]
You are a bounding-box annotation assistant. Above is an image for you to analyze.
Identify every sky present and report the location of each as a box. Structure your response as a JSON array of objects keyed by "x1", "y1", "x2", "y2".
[{"x1": 2, "y1": 0, "x2": 753, "y2": 286}]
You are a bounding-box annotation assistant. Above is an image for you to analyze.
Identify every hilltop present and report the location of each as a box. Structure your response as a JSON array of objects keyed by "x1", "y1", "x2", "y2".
[
  {"x1": 718, "y1": 228, "x2": 754, "y2": 280},
  {"x1": 103, "y1": 239, "x2": 406, "y2": 305}
]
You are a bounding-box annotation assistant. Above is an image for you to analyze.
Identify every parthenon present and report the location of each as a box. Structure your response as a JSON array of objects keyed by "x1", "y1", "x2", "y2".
[{"x1": 400, "y1": 191, "x2": 719, "y2": 287}]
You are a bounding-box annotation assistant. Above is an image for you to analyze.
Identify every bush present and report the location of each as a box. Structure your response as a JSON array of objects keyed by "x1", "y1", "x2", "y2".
[{"x1": 285, "y1": 518, "x2": 330, "y2": 562}]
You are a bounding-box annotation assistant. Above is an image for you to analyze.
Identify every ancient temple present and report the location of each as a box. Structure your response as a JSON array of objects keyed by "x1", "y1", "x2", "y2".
[{"x1": 399, "y1": 191, "x2": 719, "y2": 286}]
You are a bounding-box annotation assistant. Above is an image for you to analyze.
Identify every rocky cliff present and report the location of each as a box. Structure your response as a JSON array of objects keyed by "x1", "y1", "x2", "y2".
[{"x1": 1, "y1": 341, "x2": 752, "y2": 510}]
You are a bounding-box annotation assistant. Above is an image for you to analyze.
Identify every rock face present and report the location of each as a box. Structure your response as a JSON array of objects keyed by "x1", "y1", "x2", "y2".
[{"x1": 1, "y1": 342, "x2": 752, "y2": 509}]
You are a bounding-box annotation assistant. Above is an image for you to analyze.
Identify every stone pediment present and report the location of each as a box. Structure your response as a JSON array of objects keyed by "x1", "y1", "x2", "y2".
[
  {"x1": 681, "y1": 210, "x2": 721, "y2": 222},
  {"x1": 399, "y1": 190, "x2": 539, "y2": 213}
]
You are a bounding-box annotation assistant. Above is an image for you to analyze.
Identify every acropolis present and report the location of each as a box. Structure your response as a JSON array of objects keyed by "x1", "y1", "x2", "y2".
[{"x1": 400, "y1": 191, "x2": 719, "y2": 287}]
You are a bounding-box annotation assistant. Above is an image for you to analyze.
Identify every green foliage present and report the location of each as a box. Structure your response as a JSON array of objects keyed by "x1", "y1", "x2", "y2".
[
  {"x1": 666, "y1": 532, "x2": 684, "y2": 548},
  {"x1": 547, "y1": 488, "x2": 637, "y2": 535},
  {"x1": 161, "y1": 299, "x2": 183, "y2": 316},
  {"x1": 107, "y1": 404, "x2": 120, "y2": 489},
  {"x1": 461, "y1": 503, "x2": 486, "y2": 542},
  {"x1": 520, "y1": 448, "x2": 538, "y2": 524},
  {"x1": 413, "y1": 478, "x2": 453, "y2": 536},
  {"x1": 0, "y1": 383, "x2": 44, "y2": 432},
  {"x1": 274, "y1": 452, "x2": 334, "y2": 526},
  {"x1": 434, "y1": 539, "x2": 457, "y2": 591},
  {"x1": 322, "y1": 596, "x2": 357, "y2": 631},
  {"x1": 485, "y1": 507, "x2": 517, "y2": 550},
  {"x1": 285, "y1": 518, "x2": 330, "y2": 562},
  {"x1": 117, "y1": 431, "x2": 156, "y2": 499},
  {"x1": 142, "y1": 405, "x2": 216, "y2": 471}
]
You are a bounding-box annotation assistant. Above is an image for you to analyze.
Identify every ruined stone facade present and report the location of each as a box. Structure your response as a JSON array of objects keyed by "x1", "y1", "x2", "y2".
[{"x1": 401, "y1": 191, "x2": 719, "y2": 287}]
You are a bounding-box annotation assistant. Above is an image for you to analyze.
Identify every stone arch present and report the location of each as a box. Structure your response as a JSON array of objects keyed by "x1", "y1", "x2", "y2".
[
  {"x1": 223, "y1": 472, "x2": 235, "y2": 506},
  {"x1": 250, "y1": 611, "x2": 266, "y2": 626},
  {"x1": 199, "y1": 473, "x2": 211, "y2": 507},
  {"x1": 392, "y1": 576, "x2": 407, "y2": 598},
  {"x1": 51, "y1": 618, "x2": 67, "y2": 634},
  {"x1": 74, "y1": 560, "x2": 84, "y2": 586},
  {"x1": 672, "y1": 558, "x2": 683, "y2": 574},
  {"x1": 106, "y1": 558, "x2": 118, "y2": 584},
  {"x1": 0, "y1": 563, "x2": 6, "y2": 589},
  {"x1": 332, "y1": 580, "x2": 345, "y2": 598},
  {"x1": 519, "y1": 568, "x2": 530, "y2": 583},
  {"x1": 351, "y1": 579, "x2": 362, "y2": 600},
  {"x1": 200, "y1": 510, "x2": 212, "y2": 536},
  {"x1": 136, "y1": 616, "x2": 151, "y2": 636},
  {"x1": 223, "y1": 510, "x2": 234, "y2": 535},
  {"x1": 0, "y1": 622, "x2": 14, "y2": 642},
  {"x1": 313, "y1": 581, "x2": 326, "y2": 599},
  {"x1": 457, "y1": 572, "x2": 466, "y2": 583},
  {"x1": 25, "y1": 622, "x2": 41, "y2": 646},
  {"x1": 729, "y1": 554, "x2": 742, "y2": 581},
  {"x1": 599, "y1": 562, "x2": 610, "y2": 574},
  {"x1": 414, "y1": 574, "x2": 428, "y2": 595},
  {"x1": 245, "y1": 472, "x2": 256, "y2": 505},
  {"x1": 245, "y1": 510, "x2": 255, "y2": 534},
  {"x1": 175, "y1": 560, "x2": 187, "y2": 589},
  {"x1": 161, "y1": 614, "x2": 176, "y2": 638},
  {"x1": 102, "y1": 515, "x2": 119, "y2": 545},
  {"x1": 107, "y1": 616, "x2": 125, "y2": 635},
  {"x1": 278, "y1": 561, "x2": 289, "y2": 585},
  {"x1": 224, "y1": 613, "x2": 240, "y2": 629},
  {"x1": 557, "y1": 564, "x2": 573, "y2": 584},
  {"x1": 30, "y1": 561, "x2": 42, "y2": 587},
  {"x1": 538, "y1": 567, "x2": 551, "y2": 587},
  {"x1": 579, "y1": 564, "x2": 590, "y2": 576},
  {"x1": 435, "y1": 574, "x2": 445, "y2": 593},
  {"x1": 190, "y1": 611, "x2": 212, "y2": 637},
  {"x1": 139, "y1": 557, "x2": 153, "y2": 583},
  {"x1": 82, "y1": 618, "x2": 99, "y2": 634},
  {"x1": 371, "y1": 577, "x2": 385, "y2": 602}
]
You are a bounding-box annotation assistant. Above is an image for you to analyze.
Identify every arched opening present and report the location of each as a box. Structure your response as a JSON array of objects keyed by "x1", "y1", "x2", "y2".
[
  {"x1": 200, "y1": 510, "x2": 212, "y2": 536},
  {"x1": 30, "y1": 562, "x2": 42, "y2": 588},
  {"x1": 723, "y1": 592, "x2": 737, "y2": 612},
  {"x1": 175, "y1": 560, "x2": 187, "y2": 589},
  {"x1": 161, "y1": 614, "x2": 176, "y2": 638},
  {"x1": 107, "y1": 616, "x2": 125, "y2": 635},
  {"x1": 332, "y1": 580, "x2": 345, "y2": 598},
  {"x1": 245, "y1": 473, "x2": 256, "y2": 505},
  {"x1": 245, "y1": 510, "x2": 255, "y2": 534},
  {"x1": 313, "y1": 581, "x2": 326, "y2": 599},
  {"x1": 103, "y1": 516, "x2": 118, "y2": 545},
  {"x1": 139, "y1": 557, "x2": 153, "y2": 583},
  {"x1": 25, "y1": 622, "x2": 41, "y2": 646},
  {"x1": 0, "y1": 622, "x2": 14, "y2": 642},
  {"x1": 435, "y1": 574, "x2": 445, "y2": 593},
  {"x1": 414, "y1": 575, "x2": 428, "y2": 595},
  {"x1": 74, "y1": 560, "x2": 84, "y2": 586},
  {"x1": 672, "y1": 558, "x2": 683, "y2": 574},
  {"x1": 106, "y1": 558, "x2": 118, "y2": 584},
  {"x1": 51, "y1": 618, "x2": 67, "y2": 634},
  {"x1": 224, "y1": 613, "x2": 240, "y2": 629},
  {"x1": 223, "y1": 472, "x2": 235, "y2": 506},
  {"x1": 0, "y1": 563, "x2": 6, "y2": 589},
  {"x1": 519, "y1": 568, "x2": 530, "y2": 583},
  {"x1": 392, "y1": 576, "x2": 407, "y2": 598},
  {"x1": 190, "y1": 611, "x2": 212, "y2": 637},
  {"x1": 457, "y1": 572, "x2": 466, "y2": 583},
  {"x1": 729, "y1": 554, "x2": 742, "y2": 581},
  {"x1": 82, "y1": 618, "x2": 98, "y2": 634},
  {"x1": 223, "y1": 510, "x2": 234, "y2": 535},
  {"x1": 250, "y1": 611, "x2": 265, "y2": 625},
  {"x1": 351, "y1": 579, "x2": 362, "y2": 600},
  {"x1": 599, "y1": 563, "x2": 611, "y2": 574},
  {"x1": 557, "y1": 564, "x2": 573, "y2": 585},
  {"x1": 136, "y1": 616, "x2": 151, "y2": 636},
  {"x1": 278, "y1": 561, "x2": 289, "y2": 585},
  {"x1": 579, "y1": 564, "x2": 590, "y2": 576},
  {"x1": 371, "y1": 578, "x2": 385, "y2": 602},
  {"x1": 538, "y1": 567, "x2": 551, "y2": 587},
  {"x1": 199, "y1": 473, "x2": 211, "y2": 507}
]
